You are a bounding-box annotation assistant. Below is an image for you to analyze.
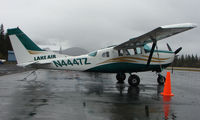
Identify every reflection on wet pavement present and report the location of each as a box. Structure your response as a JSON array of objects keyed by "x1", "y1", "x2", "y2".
[{"x1": 0, "y1": 70, "x2": 199, "y2": 120}]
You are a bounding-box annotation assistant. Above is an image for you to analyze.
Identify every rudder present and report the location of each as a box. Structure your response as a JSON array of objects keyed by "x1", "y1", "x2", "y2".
[{"x1": 7, "y1": 28, "x2": 44, "y2": 66}]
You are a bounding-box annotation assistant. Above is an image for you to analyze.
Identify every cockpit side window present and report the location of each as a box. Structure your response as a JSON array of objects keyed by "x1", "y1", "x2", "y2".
[
  {"x1": 136, "y1": 47, "x2": 142, "y2": 54},
  {"x1": 102, "y1": 51, "x2": 109, "y2": 57},
  {"x1": 118, "y1": 49, "x2": 135, "y2": 56},
  {"x1": 144, "y1": 44, "x2": 151, "y2": 53},
  {"x1": 134, "y1": 47, "x2": 142, "y2": 54}
]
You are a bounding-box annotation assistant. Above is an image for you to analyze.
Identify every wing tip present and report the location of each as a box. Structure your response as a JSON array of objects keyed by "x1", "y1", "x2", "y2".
[{"x1": 161, "y1": 23, "x2": 197, "y2": 29}]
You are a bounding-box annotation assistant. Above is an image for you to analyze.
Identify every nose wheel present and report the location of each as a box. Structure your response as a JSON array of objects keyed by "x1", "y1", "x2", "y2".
[{"x1": 157, "y1": 74, "x2": 165, "y2": 85}]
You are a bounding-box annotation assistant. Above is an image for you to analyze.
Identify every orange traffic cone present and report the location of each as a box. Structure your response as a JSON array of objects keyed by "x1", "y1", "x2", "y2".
[{"x1": 161, "y1": 72, "x2": 174, "y2": 96}]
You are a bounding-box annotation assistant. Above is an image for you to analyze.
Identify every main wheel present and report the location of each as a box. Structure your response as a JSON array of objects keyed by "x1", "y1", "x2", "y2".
[
  {"x1": 157, "y1": 74, "x2": 165, "y2": 85},
  {"x1": 116, "y1": 73, "x2": 126, "y2": 83},
  {"x1": 128, "y1": 74, "x2": 140, "y2": 86}
]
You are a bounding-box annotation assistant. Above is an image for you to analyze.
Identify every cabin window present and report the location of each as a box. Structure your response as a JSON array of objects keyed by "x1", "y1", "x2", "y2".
[
  {"x1": 88, "y1": 51, "x2": 97, "y2": 57},
  {"x1": 135, "y1": 47, "x2": 142, "y2": 54},
  {"x1": 127, "y1": 49, "x2": 135, "y2": 55},
  {"x1": 123, "y1": 49, "x2": 130, "y2": 56},
  {"x1": 118, "y1": 49, "x2": 135, "y2": 56},
  {"x1": 102, "y1": 52, "x2": 109, "y2": 57},
  {"x1": 118, "y1": 50, "x2": 123, "y2": 56},
  {"x1": 118, "y1": 48, "x2": 142, "y2": 56}
]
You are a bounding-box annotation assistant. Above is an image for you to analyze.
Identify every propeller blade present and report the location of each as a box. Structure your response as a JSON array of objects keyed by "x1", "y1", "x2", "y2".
[
  {"x1": 174, "y1": 47, "x2": 182, "y2": 54},
  {"x1": 147, "y1": 41, "x2": 157, "y2": 66},
  {"x1": 166, "y1": 43, "x2": 172, "y2": 51}
]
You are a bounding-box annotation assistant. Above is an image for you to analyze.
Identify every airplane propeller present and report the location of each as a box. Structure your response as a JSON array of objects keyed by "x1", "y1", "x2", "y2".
[
  {"x1": 166, "y1": 43, "x2": 182, "y2": 55},
  {"x1": 166, "y1": 43, "x2": 182, "y2": 73}
]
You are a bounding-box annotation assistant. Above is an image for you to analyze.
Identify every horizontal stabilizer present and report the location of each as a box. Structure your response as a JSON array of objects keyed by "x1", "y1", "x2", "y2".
[{"x1": 17, "y1": 60, "x2": 52, "y2": 67}]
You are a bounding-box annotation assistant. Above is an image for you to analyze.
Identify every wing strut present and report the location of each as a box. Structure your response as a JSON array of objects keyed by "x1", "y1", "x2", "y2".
[{"x1": 147, "y1": 36, "x2": 157, "y2": 67}]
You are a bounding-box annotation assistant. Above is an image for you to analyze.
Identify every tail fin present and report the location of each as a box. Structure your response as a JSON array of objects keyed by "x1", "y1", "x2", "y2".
[{"x1": 7, "y1": 27, "x2": 45, "y2": 66}]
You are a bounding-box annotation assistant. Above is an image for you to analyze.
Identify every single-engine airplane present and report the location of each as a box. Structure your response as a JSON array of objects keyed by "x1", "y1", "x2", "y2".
[{"x1": 7, "y1": 23, "x2": 196, "y2": 86}]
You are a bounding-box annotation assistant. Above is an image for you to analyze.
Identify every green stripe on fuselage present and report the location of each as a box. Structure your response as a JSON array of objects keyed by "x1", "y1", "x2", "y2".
[{"x1": 85, "y1": 62, "x2": 170, "y2": 73}]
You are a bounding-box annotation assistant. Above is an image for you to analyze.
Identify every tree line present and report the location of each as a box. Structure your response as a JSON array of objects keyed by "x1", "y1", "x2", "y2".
[
  {"x1": 172, "y1": 54, "x2": 200, "y2": 68},
  {"x1": 0, "y1": 24, "x2": 13, "y2": 60}
]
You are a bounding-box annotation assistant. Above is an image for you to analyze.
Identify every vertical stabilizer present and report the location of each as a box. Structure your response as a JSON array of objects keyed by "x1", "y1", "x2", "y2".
[{"x1": 7, "y1": 28, "x2": 45, "y2": 66}]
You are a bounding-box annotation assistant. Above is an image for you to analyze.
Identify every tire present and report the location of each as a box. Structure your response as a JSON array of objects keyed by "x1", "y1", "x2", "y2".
[
  {"x1": 157, "y1": 75, "x2": 165, "y2": 85},
  {"x1": 128, "y1": 74, "x2": 140, "y2": 86},
  {"x1": 116, "y1": 73, "x2": 126, "y2": 83}
]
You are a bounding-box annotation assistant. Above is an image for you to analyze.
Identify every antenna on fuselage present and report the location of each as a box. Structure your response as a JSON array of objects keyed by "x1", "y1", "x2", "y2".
[{"x1": 59, "y1": 46, "x2": 62, "y2": 54}]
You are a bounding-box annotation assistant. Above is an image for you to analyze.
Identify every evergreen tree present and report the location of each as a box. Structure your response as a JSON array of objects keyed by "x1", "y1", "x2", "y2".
[
  {"x1": 172, "y1": 54, "x2": 200, "y2": 68},
  {"x1": 0, "y1": 24, "x2": 6, "y2": 59},
  {"x1": 0, "y1": 24, "x2": 13, "y2": 60}
]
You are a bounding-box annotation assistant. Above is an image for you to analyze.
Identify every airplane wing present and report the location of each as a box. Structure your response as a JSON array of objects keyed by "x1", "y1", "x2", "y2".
[{"x1": 114, "y1": 23, "x2": 197, "y2": 50}]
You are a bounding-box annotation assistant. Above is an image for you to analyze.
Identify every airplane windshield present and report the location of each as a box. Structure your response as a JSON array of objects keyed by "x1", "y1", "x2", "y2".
[
  {"x1": 144, "y1": 44, "x2": 151, "y2": 52},
  {"x1": 88, "y1": 51, "x2": 97, "y2": 57}
]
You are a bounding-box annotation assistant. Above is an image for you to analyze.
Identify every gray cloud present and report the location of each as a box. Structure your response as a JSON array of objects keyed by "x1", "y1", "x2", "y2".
[{"x1": 1, "y1": 0, "x2": 199, "y2": 55}]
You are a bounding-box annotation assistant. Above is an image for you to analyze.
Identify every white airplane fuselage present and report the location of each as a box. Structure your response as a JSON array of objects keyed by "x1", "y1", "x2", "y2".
[{"x1": 30, "y1": 46, "x2": 175, "y2": 73}]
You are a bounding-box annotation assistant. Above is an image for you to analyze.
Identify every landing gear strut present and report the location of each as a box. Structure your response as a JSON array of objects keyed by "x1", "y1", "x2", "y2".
[
  {"x1": 157, "y1": 74, "x2": 165, "y2": 85},
  {"x1": 116, "y1": 73, "x2": 140, "y2": 86},
  {"x1": 116, "y1": 73, "x2": 126, "y2": 83},
  {"x1": 116, "y1": 73, "x2": 165, "y2": 86}
]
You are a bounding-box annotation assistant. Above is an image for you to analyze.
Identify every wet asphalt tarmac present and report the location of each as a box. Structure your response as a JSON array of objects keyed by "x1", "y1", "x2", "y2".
[{"x1": 0, "y1": 66, "x2": 200, "y2": 120}]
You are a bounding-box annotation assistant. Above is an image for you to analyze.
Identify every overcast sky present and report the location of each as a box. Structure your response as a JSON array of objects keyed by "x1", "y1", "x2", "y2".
[{"x1": 1, "y1": 0, "x2": 199, "y2": 55}]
